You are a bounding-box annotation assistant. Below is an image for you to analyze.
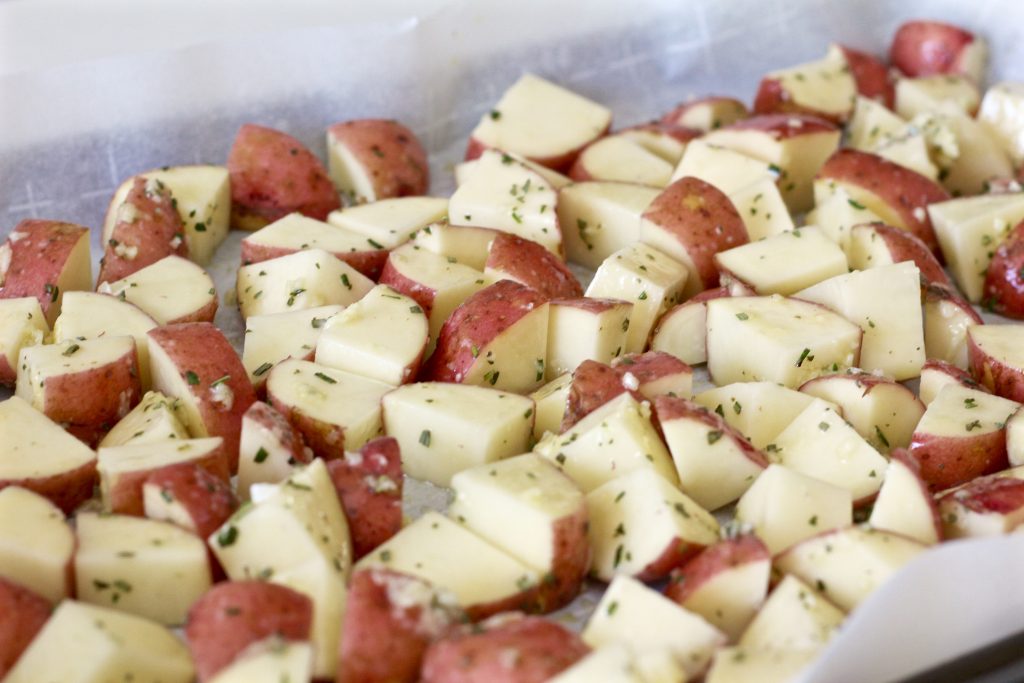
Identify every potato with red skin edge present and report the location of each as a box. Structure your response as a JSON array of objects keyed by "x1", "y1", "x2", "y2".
[
  {"x1": 890, "y1": 20, "x2": 985, "y2": 81},
  {"x1": 237, "y1": 400, "x2": 313, "y2": 494},
  {"x1": 849, "y1": 222, "x2": 950, "y2": 287},
  {"x1": 612, "y1": 351, "x2": 693, "y2": 401},
  {"x1": 420, "y1": 614, "x2": 589, "y2": 683},
  {"x1": 982, "y1": 221, "x2": 1024, "y2": 319},
  {"x1": 938, "y1": 474, "x2": 1024, "y2": 538},
  {"x1": 98, "y1": 176, "x2": 187, "y2": 285},
  {"x1": 143, "y1": 462, "x2": 239, "y2": 539},
  {"x1": 560, "y1": 359, "x2": 642, "y2": 433},
  {"x1": 870, "y1": 448, "x2": 944, "y2": 545},
  {"x1": 639, "y1": 176, "x2": 748, "y2": 298},
  {"x1": 817, "y1": 149, "x2": 950, "y2": 257},
  {"x1": 660, "y1": 97, "x2": 749, "y2": 132},
  {"x1": 0, "y1": 219, "x2": 91, "y2": 325},
  {"x1": 968, "y1": 325, "x2": 1024, "y2": 403},
  {"x1": 924, "y1": 284, "x2": 984, "y2": 369},
  {"x1": 147, "y1": 323, "x2": 257, "y2": 472},
  {"x1": 185, "y1": 580, "x2": 313, "y2": 683},
  {"x1": 484, "y1": 233, "x2": 582, "y2": 300},
  {"x1": 327, "y1": 119, "x2": 429, "y2": 204},
  {"x1": 649, "y1": 285, "x2": 731, "y2": 366},
  {"x1": 420, "y1": 280, "x2": 549, "y2": 393},
  {"x1": 0, "y1": 298, "x2": 47, "y2": 387},
  {"x1": 326, "y1": 437, "x2": 402, "y2": 560},
  {"x1": 337, "y1": 568, "x2": 464, "y2": 683},
  {"x1": 920, "y1": 358, "x2": 986, "y2": 405},
  {"x1": 837, "y1": 44, "x2": 895, "y2": 108},
  {"x1": 227, "y1": 123, "x2": 340, "y2": 231},
  {"x1": 617, "y1": 121, "x2": 702, "y2": 161},
  {"x1": 0, "y1": 577, "x2": 52, "y2": 679},
  {"x1": 752, "y1": 53, "x2": 856, "y2": 125}
]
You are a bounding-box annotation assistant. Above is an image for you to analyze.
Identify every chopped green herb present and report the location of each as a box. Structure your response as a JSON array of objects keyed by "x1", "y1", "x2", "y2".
[
  {"x1": 254, "y1": 447, "x2": 269, "y2": 464},
  {"x1": 795, "y1": 348, "x2": 811, "y2": 367},
  {"x1": 419, "y1": 430, "x2": 431, "y2": 447},
  {"x1": 314, "y1": 372, "x2": 337, "y2": 384},
  {"x1": 253, "y1": 362, "x2": 273, "y2": 377},
  {"x1": 707, "y1": 430, "x2": 723, "y2": 445},
  {"x1": 62, "y1": 343, "x2": 80, "y2": 357},
  {"x1": 185, "y1": 371, "x2": 200, "y2": 385}
]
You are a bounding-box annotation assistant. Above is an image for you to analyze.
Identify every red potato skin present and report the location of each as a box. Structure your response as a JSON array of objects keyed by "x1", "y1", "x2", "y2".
[
  {"x1": 240, "y1": 239, "x2": 388, "y2": 281},
  {"x1": 0, "y1": 220, "x2": 89, "y2": 324},
  {"x1": 922, "y1": 358, "x2": 986, "y2": 392},
  {"x1": 838, "y1": 45, "x2": 895, "y2": 109},
  {"x1": 612, "y1": 350, "x2": 693, "y2": 400},
  {"x1": 890, "y1": 20, "x2": 979, "y2": 79},
  {"x1": 484, "y1": 233, "x2": 582, "y2": 300},
  {"x1": 143, "y1": 462, "x2": 239, "y2": 538},
  {"x1": 337, "y1": 568, "x2": 464, "y2": 683},
  {"x1": 37, "y1": 344, "x2": 141, "y2": 430},
  {"x1": 620, "y1": 121, "x2": 703, "y2": 143},
  {"x1": 940, "y1": 474, "x2": 1024, "y2": 515},
  {"x1": 185, "y1": 580, "x2": 314, "y2": 683},
  {"x1": 968, "y1": 330, "x2": 1024, "y2": 403},
  {"x1": 664, "y1": 534, "x2": 770, "y2": 604},
  {"x1": 859, "y1": 221, "x2": 951, "y2": 287},
  {"x1": 328, "y1": 119, "x2": 430, "y2": 201},
  {"x1": 266, "y1": 389, "x2": 348, "y2": 461},
  {"x1": 982, "y1": 221, "x2": 1024, "y2": 319},
  {"x1": 660, "y1": 97, "x2": 749, "y2": 131},
  {"x1": 97, "y1": 177, "x2": 187, "y2": 286},
  {"x1": 0, "y1": 459, "x2": 97, "y2": 515},
  {"x1": 653, "y1": 396, "x2": 770, "y2": 469},
  {"x1": 242, "y1": 401, "x2": 313, "y2": 466},
  {"x1": 147, "y1": 323, "x2": 257, "y2": 472},
  {"x1": 326, "y1": 437, "x2": 403, "y2": 560},
  {"x1": 420, "y1": 280, "x2": 547, "y2": 384},
  {"x1": 753, "y1": 77, "x2": 849, "y2": 125},
  {"x1": 0, "y1": 577, "x2": 52, "y2": 678},
  {"x1": 817, "y1": 149, "x2": 950, "y2": 256},
  {"x1": 378, "y1": 255, "x2": 438, "y2": 320},
  {"x1": 561, "y1": 359, "x2": 642, "y2": 432},
  {"x1": 464, "y1": 122, "x2": 612, "y2": 174},
  {"x1": 641, "y1": 176, "x2": 748, "y2": 291},
  {"x1": 535, "y1": 505, "x2": 590, "y2": 612},
  {"x1": 636, "y1": 537, "x2": 706, "y2": 583},
  {"x1": 719, "y1": 112, "x2": 838, "y2": 139},
  {"x1": 420, "y1": 614, "x2": 590, "y2": 683},
  {"x1": 890, "y1": 448, "x2": 945, "y2": 541},
  {"x1": 227, "y1": 123, "x2": 340, "y2": 231},
  {"x1": 910, "y1": 428, "x2": 1009, "y2": 492},
  {"x1": 108, "y1": 441, "x2": 231, "y2": 517}
]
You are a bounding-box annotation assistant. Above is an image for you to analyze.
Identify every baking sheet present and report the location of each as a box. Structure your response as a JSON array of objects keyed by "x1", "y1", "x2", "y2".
[{"x1": 3, "y1": 1, "x2": 1024, "y2": 680}]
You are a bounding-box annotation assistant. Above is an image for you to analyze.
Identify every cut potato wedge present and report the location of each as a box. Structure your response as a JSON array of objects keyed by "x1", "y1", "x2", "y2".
[
  {"x1": 569, "y1": 135, "x2": 674, "y2": 187},
  {"x1": 241, "y1": 305, "x2": 342, "y2": 392},
  {"x1": 99, "y1": 255, "x2": 216, "y2": 325},
  {"x1": 557, "y1": 181, "x2": 660, "y2": 270},
  {"x1": 530, "y1": 373, "x2": 572, "y2": 441},
  {"x1": 0, "y1": 297, "x2": 47, "y2": 386},
  {"x1": 870, "y1": 449, "x2": 942, "y2": 545},
  {"x1": 327, "y1": 196, "x2": 449, "y2": 250},
  {"x1": 0, "y1": 485, "x2": 74, "y2": 603},
  {"x1": 693, "y1": 381, "x2": 818, "y2": 450},
  {"x1": 968, "y1": 324, "x2": 1024, "y2": 402},
  {"x1": 739, "y1": 573, "x2": 845, "y2": 651},
  {"x1": 546, "y1": 298, "x2": 631, "y2": 379},
  {"x1": 715, "y1": 226, "x2": 847, "y2": 296}
]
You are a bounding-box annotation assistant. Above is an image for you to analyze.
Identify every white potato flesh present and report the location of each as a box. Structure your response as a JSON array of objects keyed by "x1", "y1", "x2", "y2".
[
  {"x1": 693, "y1": 381, "x2": 818, "y2": 450},
  {"x1": 449, "y1": 150, "x2": 562, "y2": 255},
  {"x1": 585, "y1": 242, "x2": 688, "y2": 353},
  {"x1": 99, "y1": 391, "x2": 188, "y2": 447},
  {"x1": 237, "y1": 409, "x2": 305, "y2": 499},
  {"x1": 243, "y1": 212, "x2": 383, "y2": 255},
  {"x1": 774, "y1": 525, "x2": 926, "y2": 612},
  {"x1": 650, "y1": 297, "x2": 709, "y2": 365},
  {"x1": 0, "y1": 395, "x2": 96, "y2": 481},
  {"x1": 969, "y1": 324, "x2": 1024, "y2": 382},
  {"x1": 457, "y1": 152, "x2": 572, "y2": 190},
  {"x1": 729, "y1": 175, "x2": 795, "y2": 241},
  {"x1": 672, "y1": 139, "x2": 776, "y2": 190},
  {"x1": 549, "y1": 643, "x2": 645, "y2": 683},
  {"x1": 739, "y1": 574, "x2": 845, "y2": 650},
  {"x1": 533, "y1": 392, "x2": 678, "y2": 493},
  {"x1": 236, "y1": 248, "x2": 373, "y2": 319},
  {"x1": 923, "y1": 289, "x2": 979, "y2": 369},
  {"x1": 765, "y1": 48, "x2": 857, "y2": 119},
  {"x1": 896, "y1": 75, "x2": 980, "y2": 120},
  {"x1": 103, "y1": 166, "x2": 230, "y2": 267},
  {"x1": 705, "y1": 295, "x2": 862, "y2": 388},
  {"x1": 16, "y1": 335, "x2": 136, "y2": 413},
  {"x1": 449, "y1": 453, "x2": 583, "y2": 573},
  {"x1": 411, "y1": 222, "x2": 497, "y2": 270},
  {"x1": 715, "y1": 226, "x2": 847, "y2": 296},
  {"x1": 916, "y1": 110, "x2": 1014, "y2": 197},
  {"x1": 459, "y1": 303, "x2": 550, "y2": 395},
  {"x1": 870, "y1": 457, "x2": 941, "y2": 545},
  {"x1": 619, "y1": 127, "x2": 688, "y2": 164},
  {"x1": 209, "y1": 459, "x2": 350, "y2": 679},
  {"x1": 356, "y1": 510, "x2": 539, "y2": 610},
  {"x1": 583, "y1": 575, "x2": 725, "y2": 678},
  {"x1": 705, "y1": 646, "x2": 817, "y2": 683},
  {"x1": 806, "y1": 186, "x2": 883, "y2": 253},
  {"x1": 916, "y1": 383, "x2": 1018, "y2": 439},
  {"x1": 546, "y1": 299, "x2": 631, "y2": 379},
  {"x1": 846, "y1": 96, "x2": 938, "y2": 180},
  {"x1": 97, "y1": 437, "x2": 225, "y2": 511},
  {"x1": 208, "y1": 639, "x2": 314, "y2": 683},
  {"x1": 678, "y1": 556, "x2": 771, "y2": 642},
  {"x1": 0, "y1": 486, "x2": 73, "y2": 603},
  {"x1": 315, "y1": 284, "x2": 428, "y2": 386},
  {"x1": 847, "y1": 222, "x2": 918, "y2": 272},
  {"x1": 3, "y1": 600, "x2": 194, "y2": 683},
  {"x1": 1008, "y1": 406, "x2": 1024, "y2": 467},
  {"x1": 327, "y1": 196, "x2": 449, "y2": 250},
  {"x1": 99, "y1": 255, "x2": 215, "y2": 325},
  {"x1": 382, "y1": 381, "x2": 533, "y2": 487},
  {"x1": 575, "y1": 136, "x2": 673, "y2": 187},
  {"x1": 242, "y1": 305, "x2": 343, "y2": 385},
  {"x1": 736, "y1": 464, "x2": 853, "y2": 554},
  {"x1": 979, "y1": 81, "x2": 1024, "y2": 165},
  {"x1": 586, "y1": 468, "x2": 719, "y2": 580},
  {"x1": 557, "y1": 181, "x2": 660, "y2": 270},
  {"x1": 470, "y1": 73, "x2": 612, "y2": 160},
  {"x1": 0, "y1": 297, "x2": 48, "y2": 377},
  {"x1": 267, "y1": 359, "x2": 391, "y2": 451},
  {"x1": 529, "y1": 372, "x2": 572, "y2": 440},
  {"x1": 75, "y1": 513, "x2": 211, "y2": 625}
]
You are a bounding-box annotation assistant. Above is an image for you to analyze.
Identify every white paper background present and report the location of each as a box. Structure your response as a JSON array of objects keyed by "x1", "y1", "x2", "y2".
[{"x1": 3, "y1": 1, "x2": 1024, "y2": 680}]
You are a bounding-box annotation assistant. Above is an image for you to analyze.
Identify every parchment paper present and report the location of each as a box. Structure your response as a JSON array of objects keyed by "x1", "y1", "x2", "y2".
[{"x1": 3, "y1": 1, "x2": 1024, "y2": 680}]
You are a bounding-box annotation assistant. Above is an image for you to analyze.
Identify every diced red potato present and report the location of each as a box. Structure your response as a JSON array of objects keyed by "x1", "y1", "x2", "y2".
[
  {"x1": 556, "y1": 181, "x2": 661, "y2": 271},
  {"x1": 661, "y1": 97, "x2": 749, "y2": 132},
  {"x1": 753, "y1": 45, "x2": 857, "y2": 124},
  {"x1": 411, "y1": 221, "x2": 501, "y2": 270},
  {"x1": 889, "y1": 20, "x2": 987, "y2": 82},
  {"x1": 326, "y1": 436, "x2": 403, "y2": 560},
  {"x1": 979, "y1": 83, "x2": 1024, "y2": 167},
  {"x1": 147, "y1": 323, "x2": 257, "y2": 471},
  {"x1": 983, "y1": 220, "x2": 1024, "y2": 319},
  {"x1": 568, "y1": 135, "x2": 675, "y2": 187},
  {"x1": 716, "y1": 226, "x2": 848, "y2": 298},
  {"x1": 465, "y1": 73, "x2": 612, "y2": 172},
  {"x1": 421, "y1": 614, "x2": 590, "y2": 683},
  {"x1": 847, "y1": 222, "x2": 951, "y2": 287},
  {"x1": 337, "y1": 568, "x2": 463, "y2": 683},
  {"x1": 421, "y1": 280, "x2": 550, "y2": 394},
  {"x1": 0, "y1": 577, "x2": 52, "y2": 679},
  {"x1": 869, "y1": 448, "x2": 943, "y2": 545},
  {"x1": 664, "y1": 534, "x2": 771, "y2": 641},
  {"x1": 920, "y1": 358, "x2": 986, "y2": 406},
  {"x1": 923, "y1": 284, "x2": 984, "y2": 369},
  {"x1": 938, "y1": 473, "x2": 1024, "y2": 538},
  {"x1": 815, "y1": 149, "x2": 950, "y2": 257},
  {"x1": 185, "y1": 580, "x2": 314, "y2": 683},
  {"x1": 240, "y1": 213, "x2": 388, "y2": 280},
  {"x1": 639, "y1": 175, "x2": 748, "y2": 298},
  {"x1": 484, "y1": 232, "x2": 583, "y2": 300},
  {"x1": 227, "y1": 123, "x2": 340, "y2": 231},
  {"x1": 326, "y1": 119, "x2": 429, "y2": 205},
  {"x1": 649, "y1": 286, "x2": 731, "y2": 365},
  {"x1": 142, "y1": 462, "x2": 239, "y2": 539},
  {"x1": 98, "y1": 176, "x2": 187, "y2": 286},
  {"x1": 560, "y1": 359, "x2": 641, "y2": 432},
  {"x1": 99, "y1": 255, "x2": 218, "y2": 325},
  {"x1": 0, "y1": 219, "x2": 91, "y2": 325},
  {"x1": 612, "y1": 351, "x2": 693, "y2": 400},
  {"x1": 545, "y1": 297, "x2": 631, "y2": 380},
  {"x1": 616, "y1": 121, "x2": 700, "y2": 164},
  {"x1": 242, "y1": 305, "x2": 343, "y2": 396},
  {"x1": 909, "y1": 383, "x2": 1019, "y2": 490},
  {"x1": 0, "y1": 298, "x2": 48, "y2": 386},
  {"x1": 836, "y1": 44, "x2": 895, "y2": 108},
  {"x1": 897, "y1": 75, "x2": 982, "y2": 119},
  {"x1": 237, "y1": 401, "x2": 313, "y2": 498},
  {"x1": 968, "y1": 324, "x2": 1024, "y2": 402},
  {"x1": 16, "y1": 336, "x2": 141, "y2": 435},
  {"x1": 0, "y1": 486, "x2": 75, "y2": 604}
]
